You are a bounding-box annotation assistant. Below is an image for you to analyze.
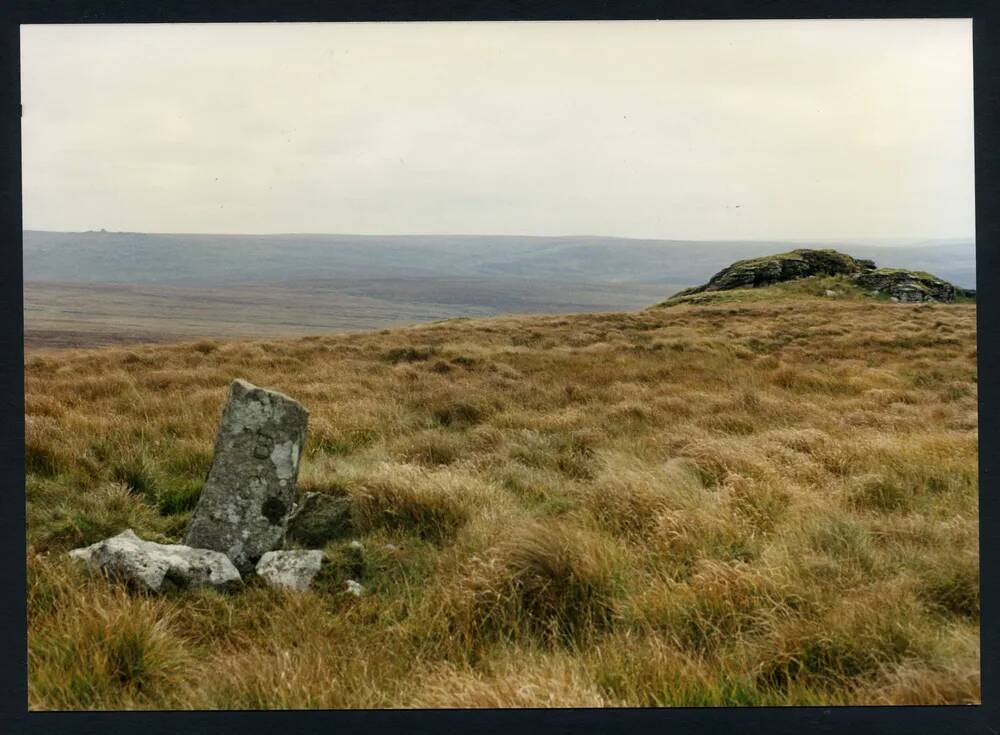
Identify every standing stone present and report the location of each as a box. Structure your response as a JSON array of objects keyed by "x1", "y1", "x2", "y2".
[{"x1": 184, "y1": 379, "x2": 309, "y2": 573}]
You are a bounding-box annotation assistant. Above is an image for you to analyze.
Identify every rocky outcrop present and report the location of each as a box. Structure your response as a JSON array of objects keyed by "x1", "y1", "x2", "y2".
[
  {"x1": 856, "y1": 268, "x2": 957, "y2": 303},
  {"x1": 184, "y1": 379, "x2": 309, "y2": 574},
  {"x1": 285, "y1": 492, "x2": 353, "y2": 547},
  {"x1": 669, "y1": 248, "x2": 965, "y2": 304},
  {"x1": 256, "y1": 549, "x2": 325, "y2": 592},
  {"x1": 69, "y1": 529, "x2": 242, "y2": 592},
  {"x1": 676, "y1": 249, "x2": 875, "y2": 296}
]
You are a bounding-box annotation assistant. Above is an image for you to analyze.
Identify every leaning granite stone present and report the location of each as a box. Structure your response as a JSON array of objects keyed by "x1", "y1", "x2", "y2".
[
  {"x1": 69, "y1": 529, "x2": 241, "y2": 593},
  {"x1": 256, "y1": 549, "x2": 325, "y2": 592},
  {"x1": 184, "y1": 379, "x2": 309, "y2": 574},
  {"x1": 285, "y1": 491, "x2": 353, "y2": 547}
]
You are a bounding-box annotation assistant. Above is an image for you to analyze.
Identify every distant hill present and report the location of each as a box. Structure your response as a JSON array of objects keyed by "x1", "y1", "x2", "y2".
[{"x1": 22, "y1": 231, "x2": 976, "y2": 288}]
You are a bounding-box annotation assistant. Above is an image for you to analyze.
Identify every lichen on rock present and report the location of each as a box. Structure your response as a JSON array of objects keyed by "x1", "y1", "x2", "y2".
[
  {"x1": 69, "y1": 529, "x2": 242, "y2": 593},
  {"x1": 256, "y1": 549, "x2": 325, "y2": 592},
  {"x1": 184, "y1": 379, "x2": 309, "y2": 574}
]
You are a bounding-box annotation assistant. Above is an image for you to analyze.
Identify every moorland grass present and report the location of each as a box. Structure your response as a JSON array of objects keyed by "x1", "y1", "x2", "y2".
[{"x1": 25, "y1": 283, "x2": 979, "y2": 708}]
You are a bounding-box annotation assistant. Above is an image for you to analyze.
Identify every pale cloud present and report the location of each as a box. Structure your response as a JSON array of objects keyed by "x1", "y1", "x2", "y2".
[{"x1": 21, "y1": 20, "x2": 974, "y2": 239}]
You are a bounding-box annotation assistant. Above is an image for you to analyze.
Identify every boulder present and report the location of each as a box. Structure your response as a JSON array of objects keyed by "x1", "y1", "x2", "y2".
[
  {"x1": 855, "y1": 268, "x2": 956, "y2": 303},
  {"x1": 69, "y1": 529, "x2": 241, "y2": 593},
  {"x1": 184, "y1": 379, "x2": 309, "y2": 574},
  {"x1": 256, "y1": 549, "x2": 325, "y2": 592},
  {"x1": 285, "y1": 491, "x2": 353, "y2": 546}
]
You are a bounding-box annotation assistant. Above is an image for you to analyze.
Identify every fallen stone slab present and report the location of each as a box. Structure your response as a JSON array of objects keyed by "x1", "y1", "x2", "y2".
[
  {"x1": 285, "y1": 491, "x2": 353, "y2": 547},
  {"x1": 256, "y1": 549, "x2": 325, "y2": 592},
  {"x1": 69, "y1": 529, "x2": 242, "y2": 593},
  {"x1": 184, "y1": 379, "x2": 309, "y2": 574}
]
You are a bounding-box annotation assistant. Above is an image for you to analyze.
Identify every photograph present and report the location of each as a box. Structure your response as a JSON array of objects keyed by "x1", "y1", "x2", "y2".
[{"x1": 20, "y1": 19, "x2": 979, "y2": 710}]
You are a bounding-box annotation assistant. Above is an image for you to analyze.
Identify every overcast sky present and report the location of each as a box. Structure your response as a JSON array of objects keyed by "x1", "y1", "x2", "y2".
[{"x1": 21, "y1": 20, "x2": 974, "y2": 240}]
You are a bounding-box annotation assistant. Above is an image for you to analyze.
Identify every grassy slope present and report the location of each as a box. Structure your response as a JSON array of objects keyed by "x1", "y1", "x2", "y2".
[
  {"x1": 23, "y1": 278, "x2": 677, "y2": 350},
  {"x1": 26, "y1": 284, "x2": 979, "y2": 708}
]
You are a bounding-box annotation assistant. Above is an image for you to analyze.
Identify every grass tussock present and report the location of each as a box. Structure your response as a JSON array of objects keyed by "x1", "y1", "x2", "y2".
[
  {"x1": 25, "y1": 295, "x2": 978, "y2": 707},
  {"x1": 437, "y1": 521, "x2": 623, "y2": 651}
]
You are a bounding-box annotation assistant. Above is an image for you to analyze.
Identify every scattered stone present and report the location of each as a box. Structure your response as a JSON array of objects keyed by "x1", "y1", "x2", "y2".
[
  {"x1": 824, "y1": 289, "x2": 838, "y2": 296},
  {"x1": 184, "y1": 379, "x2": 309, "y2": 574},
  {"x1": 346, "y1": 579, "x2": 365, "y2": 597},
  {"x1": 69, "y1": 529, "x2": 241, "y2": 593},
  {"x1": 256, "y1": 549, "x2": 325, "y2": 592},
  {"x1": 285, "y1": 491, "x2": 353, "y2": 547},
  {"x1": 856, "y1": 268, "x2": 957, "y2": 303},
  {"x1": 349, "y1": 540, "x2": 364, "y2": 550}
]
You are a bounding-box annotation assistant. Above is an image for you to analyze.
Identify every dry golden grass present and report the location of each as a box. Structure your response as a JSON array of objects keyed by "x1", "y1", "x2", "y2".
[{"x1": 25, "y1": 282, "x2": 979, "y2": 708}]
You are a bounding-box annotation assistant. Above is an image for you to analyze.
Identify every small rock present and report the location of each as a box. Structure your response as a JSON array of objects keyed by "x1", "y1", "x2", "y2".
[
  {"x1": 69, "y1": 529, "x2": 241, "y2": 593},
  {"x1": 348, "y1": 540, "x2": 364, "y2": 550},
  {"x1": 383, "y1": 543, "x2": 398, "y2": 552},
  {"x1": 346, "y1": 579, "x2": 364, "y2": 597},
  {"x1": 285, "y1": 492, "x2": 353, "y2": 547},
  {"x1": 256, "y1": 549, "x2": 325, "y2": 592},
  {"x1": 890, "y1": 297, "x2": 900, "y2": 303},
  {"x1": 184, "y1": 379, "x2": 309, "y2": 574},
  {"x1": 824, "y1": 289, "x2": 838, "y2": 296}
]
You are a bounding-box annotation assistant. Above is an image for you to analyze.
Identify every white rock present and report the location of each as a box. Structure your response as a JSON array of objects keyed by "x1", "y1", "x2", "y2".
[
  {"x1": 256, "y1": 549, "x2": 325, "y2": 592},
  {"x1": 69, "y1": 529, "x2": 242, "y2": 593},
  {"x1": 348, "y1": 540, "x2": 364, "y2": 550},
  {"x1": 824, "y1": 289, "x2": 838, "y2": 296},
  {"x1": 346, "y1": 579, "x2": 365, "y2": 597}
]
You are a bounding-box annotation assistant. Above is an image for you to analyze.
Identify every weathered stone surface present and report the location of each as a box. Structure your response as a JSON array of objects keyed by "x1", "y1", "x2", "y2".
[
  {"x1": 856, "y1": 268, "x2": 957, "y2": 303},
  {"x1": 69, "y1": 529, "x2": 241, "y2": 592},
  {"x1": 184, "y1": 379, "x2": 309, "y2": 573},
  {"x1": 256, "y1": 549, "x2": 325, "y2": 592},
  {"x1": 285, "y1": 491, "x2": 353, "y2": 547},
  {"x1": 675, "y1": 249, "x2": 875, "y2": 297}
]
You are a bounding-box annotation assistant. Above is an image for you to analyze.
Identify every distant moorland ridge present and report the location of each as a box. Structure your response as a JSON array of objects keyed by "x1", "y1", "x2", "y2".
[{"x1": 23, "y1": 231, "x2": 976, "y2": 288}]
